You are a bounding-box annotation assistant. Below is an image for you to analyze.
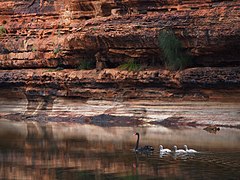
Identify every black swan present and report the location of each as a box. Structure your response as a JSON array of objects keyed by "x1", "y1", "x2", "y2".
[{"x1": 134, "y1": 132, "x2": 154, "y2": 153}]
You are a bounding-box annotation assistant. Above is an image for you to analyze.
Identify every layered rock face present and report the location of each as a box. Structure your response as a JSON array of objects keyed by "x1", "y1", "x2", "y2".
[
  {"x1": 0, "y1": 0, "x2": 239, "y2": 106},
  {"x1": 0, "y1": 0, "x2": 239, "y2": 69},
  {"x1": 0, "y1": 67, "x2": 239, "y2": 100}
]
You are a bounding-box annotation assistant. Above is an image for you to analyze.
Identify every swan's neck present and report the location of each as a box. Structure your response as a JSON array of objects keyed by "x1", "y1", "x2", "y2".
[
  {"x1": 135, "y1": 134, "x2": 139, "y2": 150},
  {"x1": 174, "y1": 146, "x2": 177, "y2": 152}
]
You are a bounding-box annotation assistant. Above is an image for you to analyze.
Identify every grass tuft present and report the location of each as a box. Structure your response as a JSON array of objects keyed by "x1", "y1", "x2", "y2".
[
  {"x1": 77, "y1": 60, "x2": 95, "y2": 70},
  {"x1": 119, "y1": 59, "x2": 141, "y2": 72},
  {"x1": 0, "y1": 25, "x2": 7, "y2": 36},
  {"x1": 158, "y1": 30, "x2": 191, "y2": 70},
  {"x1": 53, "y1": 46, "x2": 61, "y2": 55}
]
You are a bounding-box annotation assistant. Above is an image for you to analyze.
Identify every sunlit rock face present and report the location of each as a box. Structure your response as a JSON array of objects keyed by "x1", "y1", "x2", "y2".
[{"x1": 0, "y1": 0, "x2": 239, "y2": 69}]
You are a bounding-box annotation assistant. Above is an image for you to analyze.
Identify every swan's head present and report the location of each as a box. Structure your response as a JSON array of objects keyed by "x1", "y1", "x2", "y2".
[
  {"x1": 134, "y1": 132, "x2": 139, "y2": 136},
  {"x1": 173, "y1": 145, "x2": 177, "y2": 151},
  {"x1": 183, "y1": 145, "x2": 188, "y2": 150},
  {"x1": 159, "y1": 145, "x2": 163, "y2": 150}
]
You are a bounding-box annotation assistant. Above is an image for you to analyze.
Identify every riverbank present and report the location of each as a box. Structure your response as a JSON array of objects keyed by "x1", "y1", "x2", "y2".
[
  {"x1": 0, "y1": 67, "x2": 239, "y2": 128},
  {"x1": 1, "y1": 96, "x2": 240, "y2": 128}
]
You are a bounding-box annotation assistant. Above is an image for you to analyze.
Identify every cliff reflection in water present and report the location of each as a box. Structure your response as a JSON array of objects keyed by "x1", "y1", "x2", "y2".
[{"x1": 0, "y1": 119, "x2": 240, "y2": 179}]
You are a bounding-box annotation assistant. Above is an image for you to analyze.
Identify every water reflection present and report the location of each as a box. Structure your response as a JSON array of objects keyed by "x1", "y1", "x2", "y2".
[{"x1": 0, "y1": 119, "x2": 240, "y2": 179}]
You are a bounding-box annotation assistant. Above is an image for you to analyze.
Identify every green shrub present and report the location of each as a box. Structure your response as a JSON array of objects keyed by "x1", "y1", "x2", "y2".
[
  {"x1": 77, "y1": 59, "x2": 95, "y2": 70},
  {"x1": 119, "y1": 59, "x2": 141, "y2": 72},
  {"x1": 158, "y1": 30, "x2": 191, "y2": 70},
  {"x1": 53, "y1": 46, "x2": 61, "y2": 55},
  {"x1": 0, "y1": 25, "x2": 6, "y2": 36},
  {"x1": 31, "y1": 46, "x2": 37, "y2": 52}
]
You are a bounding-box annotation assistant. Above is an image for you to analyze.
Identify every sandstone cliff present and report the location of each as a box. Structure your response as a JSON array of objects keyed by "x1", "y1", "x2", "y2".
[
  {"x1": 0, "y1": 0, "x2": 239, "y2": 68},
  {"x1": 0, "y1": 0, "x2": 239, "y2": 102}
]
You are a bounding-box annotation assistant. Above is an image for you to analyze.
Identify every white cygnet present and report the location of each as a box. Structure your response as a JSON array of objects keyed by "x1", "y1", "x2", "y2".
[
  {"x1": 173, "y1": 145, "x2": 186, "y2": 154},
  {"x1": 159, "y1": 145, "x2": 171, "y2": 153},
  {"x1": 184, "y1": 145, "x2": 197, "y2": 153}
]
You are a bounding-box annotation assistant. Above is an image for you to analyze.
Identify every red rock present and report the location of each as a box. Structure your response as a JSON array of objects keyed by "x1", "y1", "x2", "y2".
[
  {"x1": 0, "y1": 67, "x2": 239, "y2": 100},
  {"x1": 0, "y1": 0, "x2": 239, "y2": 69},
  {"x1": 0, "y1": 0, "x2": 239, "y2": 102}
]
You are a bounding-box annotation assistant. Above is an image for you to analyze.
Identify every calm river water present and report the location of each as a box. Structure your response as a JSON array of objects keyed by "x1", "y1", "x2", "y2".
[
  {"x1": 0, "y1": 96, "x2": 240, "y2": 179},
  {"x1": 0, "y1": 119, "x2": 240, "y2": 179}
]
